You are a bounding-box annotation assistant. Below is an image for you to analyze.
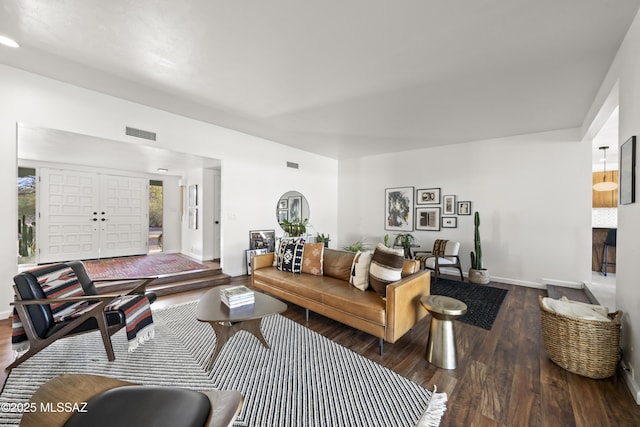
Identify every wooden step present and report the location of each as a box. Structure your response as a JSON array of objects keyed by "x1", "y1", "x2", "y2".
[
  {"x1": 95, "y1": 266, "x2": 231, "y2": 297},
  {"x1": 147, "y1": 273, "x2": 231, "y2": 297},
  {"x1": 546, "y1": 284, "x2": 598, "y2": 304}
]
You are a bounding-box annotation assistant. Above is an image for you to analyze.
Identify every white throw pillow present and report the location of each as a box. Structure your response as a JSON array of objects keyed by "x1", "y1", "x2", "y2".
[
  {"x1": 349, "y1": 250, "x2": 373, "y2": 291},
  {"x1": 542, "y1": 297, "x2": 611, "y2": 322}
]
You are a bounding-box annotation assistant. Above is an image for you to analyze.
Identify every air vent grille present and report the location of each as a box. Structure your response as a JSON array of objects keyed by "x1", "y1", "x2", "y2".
[
  {"x1": 286, "y1": 161, "x2": 299, "y2": 169},
  {"x1": 125, "y1": 126, "x2": 157, "y2": 141}
]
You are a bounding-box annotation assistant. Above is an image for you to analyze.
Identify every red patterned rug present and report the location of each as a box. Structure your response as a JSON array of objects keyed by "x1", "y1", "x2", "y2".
[{"x1": 84, "y1": 253, "x2": 207, "y2": 279}]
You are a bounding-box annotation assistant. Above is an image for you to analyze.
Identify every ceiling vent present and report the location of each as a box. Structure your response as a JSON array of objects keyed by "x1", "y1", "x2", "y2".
[
  {"x1": 125, "y1": 126, "x2": 156, "y2": 141},
  {"x1": 286, "y1": 161, "x2": 299, "y2": 169}
]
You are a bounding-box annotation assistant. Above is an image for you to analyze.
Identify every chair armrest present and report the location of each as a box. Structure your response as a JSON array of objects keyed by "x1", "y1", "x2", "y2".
[
  {"x1": 413, "y1": 251, "x2": 433, "y2": 257},
  {"x1": 384, "y1": 270, "x2": 431, "y2": 342},
  {"x1": 252, "y1": 253, "x2": 275, "y2": 273},
  {"x1": 12, "y1": 295, "x2": 120, "y2": 305},
  {"x1": 123, "y1": 278, "x2": 157, "y2": 295}
]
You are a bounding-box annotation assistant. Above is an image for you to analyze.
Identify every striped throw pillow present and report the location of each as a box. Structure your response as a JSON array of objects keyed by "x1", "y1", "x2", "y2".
[{"x1": 369, "y1": 243, "x2": 404, "y2": 297}]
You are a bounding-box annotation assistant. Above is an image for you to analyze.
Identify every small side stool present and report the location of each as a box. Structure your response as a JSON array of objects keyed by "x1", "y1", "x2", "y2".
[{"x1": 420, "y1": 295, "x2": 467, "y2": 369}]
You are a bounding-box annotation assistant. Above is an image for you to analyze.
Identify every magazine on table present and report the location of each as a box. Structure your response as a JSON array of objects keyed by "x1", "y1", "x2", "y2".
[{"x1": 221, "y1": 285, "x2": 255, "y2": 308}]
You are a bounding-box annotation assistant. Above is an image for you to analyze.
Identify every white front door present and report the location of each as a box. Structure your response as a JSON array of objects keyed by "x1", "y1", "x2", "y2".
[
  {"x1": 99, "y1": 175, "x2": 148, "y2": 258},
  {"x1": 38, "y1": 169, "x2": 148, "y2": 263}
]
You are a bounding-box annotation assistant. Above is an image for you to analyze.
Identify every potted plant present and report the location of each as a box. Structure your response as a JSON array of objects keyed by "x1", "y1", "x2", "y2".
[
  {"x1": 280, "y1": 218, "x2": 309, "y2": 237},
  {"x1": 316, "y1": 233, "x2": 331, "y2": 247},
  {"x1": 469, "y1": 211, "x2": 490, "y2": 284},
  {"x1": 343, "y1": 240, "x2": 369, "y2": 252},
  {"x1": 393, "y1": 233, "x2": 415, "y2": 259}
]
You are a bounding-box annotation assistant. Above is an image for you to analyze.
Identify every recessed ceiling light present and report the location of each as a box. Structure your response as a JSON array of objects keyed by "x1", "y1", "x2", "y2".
[
  {"x1": 0, "y1": 35, "x2": 20, "y2": 48},
  {"x1": 157, "y1": 168, "x2": 168, "y2": 173}
]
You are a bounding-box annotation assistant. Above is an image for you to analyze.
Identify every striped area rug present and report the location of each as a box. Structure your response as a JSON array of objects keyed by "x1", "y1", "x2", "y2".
[{"x1": 0, "y1": 302, "x2": 446, "y2": 426}]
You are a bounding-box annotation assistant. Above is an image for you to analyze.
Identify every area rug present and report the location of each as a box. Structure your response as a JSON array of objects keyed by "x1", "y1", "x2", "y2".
[
  {"x1": 0, "y1": 302, "x2": 447, "y2": 427},
  {"x1": 83, "y1": 253, "x2": 206, "y2": 279},
  {"x1": 431, "y1": 278, "x2": 508, "y2": 330}
]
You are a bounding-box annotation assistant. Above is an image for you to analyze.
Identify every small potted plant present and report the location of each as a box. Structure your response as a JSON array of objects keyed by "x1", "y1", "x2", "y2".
[
  {"x1": 316, "y1": 233, "x2": 331, "y2": 248},
  {"x1": 469, "y1": 211, "x2": 490, "y2": 284},
  {"x1": 343, "y1": 240, "x2": 369, "y2": 252},
  {"x1": 280, "y1": 218, "x2": 309, "y2": 237},
  {"x1": 393, "y1": 233, "x2": 415, "y2": 259}
]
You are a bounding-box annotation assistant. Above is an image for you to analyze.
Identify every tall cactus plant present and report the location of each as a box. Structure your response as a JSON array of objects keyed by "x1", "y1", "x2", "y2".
[
  {"x1": 18, "y1": 215, "x2": 35, "y2": 257},
  {"x1": 470, "y1": 211, "x2": 483, "y2": 270}
]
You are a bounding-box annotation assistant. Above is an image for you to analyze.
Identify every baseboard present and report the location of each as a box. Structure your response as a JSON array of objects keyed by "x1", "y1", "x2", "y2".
[
  {"x1": 488, "y1": 275, "x2": 546, "y2": 289},
  {"x1": 1, "y1": 308, "x2": 12, "y2": 320},
  {"x1": 620, "y1": 360, "x2": 640, "y2": 405}
]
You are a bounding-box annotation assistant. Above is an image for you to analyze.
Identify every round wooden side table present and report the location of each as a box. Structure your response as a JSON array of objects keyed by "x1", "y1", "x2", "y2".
[{"x1": 420, "y1": 295, "x2": 467, "y2": 369}]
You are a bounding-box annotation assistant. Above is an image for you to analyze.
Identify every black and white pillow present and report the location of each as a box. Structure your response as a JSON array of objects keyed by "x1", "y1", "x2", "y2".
[{"x1": 276, "y1": 237, "x2": 305, "y2": 273}]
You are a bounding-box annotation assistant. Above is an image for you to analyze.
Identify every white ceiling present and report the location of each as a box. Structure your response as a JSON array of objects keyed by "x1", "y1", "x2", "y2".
[
  {"x1": 1, "y1": 0, "x2": 639, "y2": 160},
  {"x1": 18, "y1": 124, "x2": 220, "y2": 177}
]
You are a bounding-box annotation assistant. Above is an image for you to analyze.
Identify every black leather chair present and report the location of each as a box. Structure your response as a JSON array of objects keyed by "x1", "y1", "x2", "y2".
[
  {"x1": 9, "y1": 261, "x2": 157, "y2": 370},
  {"x1": 20, "y1": 374, "x2": 243, "y2": 427}
]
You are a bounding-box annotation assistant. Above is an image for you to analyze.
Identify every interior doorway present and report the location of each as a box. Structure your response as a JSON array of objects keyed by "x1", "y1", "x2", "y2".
[{"x1": 589, "y1": 106, "x2": 619, "y2": 310}]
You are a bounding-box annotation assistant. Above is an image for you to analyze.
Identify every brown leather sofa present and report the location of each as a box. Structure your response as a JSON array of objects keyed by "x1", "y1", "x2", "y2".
[{"x1": 251, "y1": 249, "x2": 431, "y2": 354}]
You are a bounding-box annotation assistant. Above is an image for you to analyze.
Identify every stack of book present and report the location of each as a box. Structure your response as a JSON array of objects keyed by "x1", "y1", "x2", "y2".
[{"x1": 221, "y1": 285, "x2": 255, "y2": 308}]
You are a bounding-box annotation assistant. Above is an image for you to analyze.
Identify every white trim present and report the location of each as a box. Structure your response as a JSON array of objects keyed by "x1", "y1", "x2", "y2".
[{"x1": 620, "y1": 359, "x2": 640, "y2": 405}]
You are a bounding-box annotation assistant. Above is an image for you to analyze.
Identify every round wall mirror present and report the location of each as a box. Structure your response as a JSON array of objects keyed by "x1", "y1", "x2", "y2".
[{"x1": 276, "y1": 191, "x2": 310, "y2": 234}]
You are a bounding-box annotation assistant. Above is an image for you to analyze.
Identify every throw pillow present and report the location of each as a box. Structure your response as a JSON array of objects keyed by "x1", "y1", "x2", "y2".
[
  {"x1": 369, "y1": 243, "x2": 405, "y2": 297},
  {"x1": 323, "y1": 249, "x2": 356, "y2": 281},
  {"x1": 275, "y1": 237, "x2": 304, "y2": 268},
  {"x1": 302, "y1": 243, "x2": 324, "y2": 276},
  {"x1": 277, "y1": 238, "x2": 305, "y2": 273},
  {"x1": 350, "y1": 250, "x2": 373, "y2": 291}
]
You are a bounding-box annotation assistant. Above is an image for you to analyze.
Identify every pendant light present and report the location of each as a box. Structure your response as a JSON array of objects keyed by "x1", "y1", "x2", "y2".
[{"x1": 593, "y1": 146, "x2": 618, "y2": 191}]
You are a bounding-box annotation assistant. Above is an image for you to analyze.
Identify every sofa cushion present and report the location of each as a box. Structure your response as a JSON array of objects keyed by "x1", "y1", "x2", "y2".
[
  {"x1": 369, "y1": 243, "x2": 404, "y2": 297},
  {"x1": 254, "y1": 268, "x2": 346, "y2": 301},
  {"x1": 302, "y1": 243, "x2": 324, "y2": 276},
  {"x1": 276, "y1": 237, "x2": 305, "y2": 273},
  {"x1": 322, "y1": 282, "x2": 386, "y2": 325},
  {"x1": 323, "y1": 249, "x2": 356, "y2": 281},
  {"x1": 349, "y1": 250, "x2": 373, "y2": 291},
  {"x1": 402, "y1": 259, "x2": 420, "y2": 276}
]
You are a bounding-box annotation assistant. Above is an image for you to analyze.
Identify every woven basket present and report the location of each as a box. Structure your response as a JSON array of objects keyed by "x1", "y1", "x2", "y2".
[{"x1": 538, "y1": 296, "x2": 621, "y2": 379}]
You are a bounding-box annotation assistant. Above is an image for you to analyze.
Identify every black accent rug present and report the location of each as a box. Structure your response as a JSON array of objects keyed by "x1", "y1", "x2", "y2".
[{"x1": 430, "y1": 278, "x2": 508, "y2": 330}]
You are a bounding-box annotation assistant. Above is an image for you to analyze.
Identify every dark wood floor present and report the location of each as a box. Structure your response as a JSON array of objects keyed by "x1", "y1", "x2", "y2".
[{"x1": 2, "y1": 276, "x2": 639, "y2": 426}]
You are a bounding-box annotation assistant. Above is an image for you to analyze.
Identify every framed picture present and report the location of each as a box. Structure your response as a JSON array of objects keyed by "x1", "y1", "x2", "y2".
[
  {"x1": 188, "y1": 207, "x2": 198, "y2": 229},
  {"x1": 442, "y1": 217, "x2": 457, "y2": 228},
  {"x1": 385, "y1": 187, "x2": 414, "y2": 231},
  {"x1": 416, "y1": 207, "x2": 440, "y2": 231},
  {"x1": 188, "y1": 184, "x2": 198, "y2": 207},
  {"x1": 443, "y1": 195, "x2": 456, "y2": 215},
  {"x1": 288, "y1": 196, "x2": 302, "y2": 222},
  {"x1": 457, "y1": 201, "x2": 472, "y2": 215},
  {"x1": 620, "y1": 135, "x2": 636, "y2": 205},
  {"x1": 245, "y1": 248, "x2": 269, "y2": 275},
  {"x1": 278, "y1": 209, "x2": 289, "y2": 223},
  {"x1": 416, "y1": 188, "x2": 441, "y2": 205},
  {"x1": 249, "y1": 229, "x2": 276, "y2": 252},
  {"x1": 278, "y1": 199, "x2": 288, "y2": 209}
]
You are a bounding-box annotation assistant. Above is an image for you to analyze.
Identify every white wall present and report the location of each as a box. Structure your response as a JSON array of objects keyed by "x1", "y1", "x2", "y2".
[
  {"x1": 338, "y1": 128, "x2": 592, "y2": 288},
  {"x1": 0, "y1": 64, "x2": 338, "y2": 316},
  {"x1": 592, "y1": 8, "x2": 640, "y2": 404}
]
